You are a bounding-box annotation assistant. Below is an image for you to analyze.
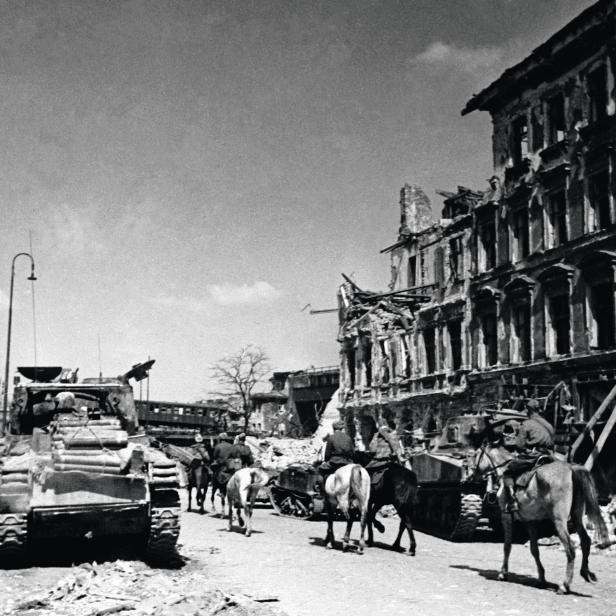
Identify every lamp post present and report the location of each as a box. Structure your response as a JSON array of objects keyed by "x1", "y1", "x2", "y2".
[{"x1": 2, "y1": 253, "x2": 37, "y2": 433}]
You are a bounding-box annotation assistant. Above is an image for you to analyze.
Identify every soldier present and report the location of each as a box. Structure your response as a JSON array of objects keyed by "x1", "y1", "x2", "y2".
[
  {"x1": 366, "y1": 416, "x2": 402, "y2": 473},
  {"x1": 211, "y1": 432, "x2": 234, "y2": 476},
  {"x1": 502, "y1": 399, "x2": 555, "y2": 512},
  {"x1": 190, "y1": 433, "x2": 210, "y2": 464},
  {"x1": 319, "y1": 420, "x2": 354, "y2": 478},
  {"x1": 231, "y1": 433, "x2": 254, "y2": 468}
]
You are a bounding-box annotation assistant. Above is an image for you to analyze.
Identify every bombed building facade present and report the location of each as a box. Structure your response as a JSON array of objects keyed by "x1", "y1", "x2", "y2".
[{"x1": 339, "y1": 0, "x2": 616, "y2": 445}]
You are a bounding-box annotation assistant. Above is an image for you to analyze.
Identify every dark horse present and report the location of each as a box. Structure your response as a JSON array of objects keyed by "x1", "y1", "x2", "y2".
[
  {"x1": 366, "y1": 463, "x2": 418, "y2": 556},
  {"x1": 187, "y1": 459, "x2": 210, "y2": 514},
  {"x1": 210, "y1": 466, "x2": 233, "y2": 516}
]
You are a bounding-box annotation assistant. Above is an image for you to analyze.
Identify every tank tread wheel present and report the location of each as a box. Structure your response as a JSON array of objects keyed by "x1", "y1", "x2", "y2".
[
  {"x1": 269, "y1": 487, "x2": 315, "y2": 520},
  {"x1": 0, "y1": 513, "x2": 27, "y2": 563},
  {"x1": 449, "y1": 493, "x2": 483, "y2": 541}
]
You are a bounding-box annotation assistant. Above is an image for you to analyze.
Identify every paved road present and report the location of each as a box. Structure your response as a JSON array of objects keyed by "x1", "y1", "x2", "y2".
[{"x1": 181, "y1": 493, "x2": 616, "y2": 616}]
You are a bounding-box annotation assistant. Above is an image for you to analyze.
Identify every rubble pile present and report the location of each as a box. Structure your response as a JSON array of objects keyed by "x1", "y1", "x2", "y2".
[
  {"x1": 248, "y1": 437, "x2": 320, "y2": 471},
  {"x1": 1, "y1": 559, "x2": 284, "y2": 616}
]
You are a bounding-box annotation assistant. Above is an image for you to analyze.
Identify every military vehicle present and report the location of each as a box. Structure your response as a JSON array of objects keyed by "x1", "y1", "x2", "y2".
[
  {"x1": 410, "y1": 410, "x2": 524, "y2": 540},
  {"x1": 0, "y1": 362, "x2": 181, "y2": 563},
  {"x1": 269, "y1": 463, "x2": 325, "y2": 519}
]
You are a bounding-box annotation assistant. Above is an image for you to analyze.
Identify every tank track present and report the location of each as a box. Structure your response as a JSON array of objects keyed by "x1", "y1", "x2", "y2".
[
  {"x1": 449, "y1": 493, "x2": 482, "y2": 541},
  {"x1": 0, "y1": 513, "x2": 28, "y2": 563},
  {"x1": 146, "y1": 489, "x2": 181, "y2": 563},
  {"x1": 269, "y1": 486, "x2": 315, "y2": 519},
  {"x1": 414, "y1": 488, "x2": 483, "y2": 541}
]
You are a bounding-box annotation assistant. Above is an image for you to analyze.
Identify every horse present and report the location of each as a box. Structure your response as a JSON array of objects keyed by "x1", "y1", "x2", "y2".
[
  {"x1": 226, "y1": 467, "x2": 270, "y2": 537},
  {"x1": 186, "y1": 458, "x2": 210, "y2": 514},
  {"x1": 366, "y1": 463, "x2": 418, "y2": 556},
  {"x1": 474, "y1": 444, "x2": 610, "y2": 594},
  {"x1": 210, "y1": 466, "x2": 233, "y2": 516},
  {"x1": 323, "y1": 464, "x2": 371, "y2": 554}
]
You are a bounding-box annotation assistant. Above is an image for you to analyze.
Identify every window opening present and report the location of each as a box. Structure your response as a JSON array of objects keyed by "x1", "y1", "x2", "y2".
[
  {"x1": 590, "y1": 282, "x2": 615, "y2": 349},
  {"x1": 512, "y1": 115, "x2": 529, "y2": 164},
  {"x1": 548, "y1": 191, "x2": 567, "y2": 247},
  {"x1": 512, "y1": 207, "x2": 529, "y2": 261},
  {"x1": 448, "y1": 320, "x2": 463, "y2": 371},
  {"x1": 588, "y1": 65, "x2": 608, "y2": 123},
  {"x1": 547, "y1": 93, "x2": 566, "y2": 144},
  {"x1": 589, "y1": 170, "x2": 610, "y2": 230},
  {"x1": 423, "y1": 327, "x2": 436, "y2": 374},
  {"x1": 480, "y1": 221, "x2": 496, "y2": 270},
  {"x1": 481, "y1": 312, "x2": 498, "y2": 366},
  {"x1": 408, "y1": 255, "x2": 417, "y2": 287},
  {"x1": 549, "y1": 294, "x2": 570, "y2": 355},
  {"x1": 513, "y1": 303, "x2": 531, "y2": 361}
]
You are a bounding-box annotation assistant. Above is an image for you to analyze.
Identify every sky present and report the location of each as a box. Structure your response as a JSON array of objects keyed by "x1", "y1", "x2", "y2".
[{"x1": 0, "y1": 0, "x2": 597, "y2": 401}]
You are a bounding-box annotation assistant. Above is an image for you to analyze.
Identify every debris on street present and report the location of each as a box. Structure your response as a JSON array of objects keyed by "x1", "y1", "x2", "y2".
[{"x1": 1, "y1": 558, "x2": 285, "y2": 616}]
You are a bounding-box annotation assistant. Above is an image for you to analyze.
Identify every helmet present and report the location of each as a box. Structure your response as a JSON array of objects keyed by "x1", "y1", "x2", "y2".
[
  {"x1": 332, "y1": 420, "x2": 345, "y2": 430},
  {"x1": 194, "y1": 434, "x2": 203, "y2": 443},
  {"x1": 526, "y1": 399, "x2": 540, "y2": 413},
  {"x1": 218, "y1": 432, "x2": 229, "y2": 440}
]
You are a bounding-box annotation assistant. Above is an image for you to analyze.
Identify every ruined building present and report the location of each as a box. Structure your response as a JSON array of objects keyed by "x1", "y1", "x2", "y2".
[
  {"x1": 462, "y1": 0, "x2": 616, "y2": 424},
  {"x1": 338, "y1": 185, "x2": 481, "y2": 443},
  {"x1": 339, "y1": 0, "x2": 616, "y2": 447}
]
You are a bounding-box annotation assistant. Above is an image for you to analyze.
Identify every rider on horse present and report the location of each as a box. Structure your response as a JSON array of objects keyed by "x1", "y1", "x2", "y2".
[
  {"x1": 319, "y1": 420, "x2": 355, "y2": 478},
  {"x1": 190, "y1": 433, "x2": 210, "y2": 464},
  {"x1": 211, "y1": 432, "x2": 235, "y2": 480},
  {"x1": 365, "y1": 416, "x2": 402, "y2": 476},
  {"x1": 231, "y1": 433, "x2": 254, "y2": 468},
  {"x1": 502, "y1": 398, "x2": 555, "y2": 512}
]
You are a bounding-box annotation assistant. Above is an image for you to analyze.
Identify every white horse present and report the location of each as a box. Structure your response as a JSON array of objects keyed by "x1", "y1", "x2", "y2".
[
  {"x1": 324, "y1": 464, "x2": 371, "y2": 554},
  {"x1": 226, "y1": 467, "x2": 270, "y2": 537}
]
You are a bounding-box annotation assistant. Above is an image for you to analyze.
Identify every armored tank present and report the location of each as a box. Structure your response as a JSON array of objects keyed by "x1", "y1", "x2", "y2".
[
  {"x1": 0, "y1": 362, "x2": 181, "y2": 563},
  {"x1": 269, "y1": 463, "x2": 325, "y2": 519},
  {"x1": 410, "y1": 411, "x2": 524, "y2": 540}
]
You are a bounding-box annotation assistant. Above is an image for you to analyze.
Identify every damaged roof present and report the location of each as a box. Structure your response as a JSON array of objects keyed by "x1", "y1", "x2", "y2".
[{"x1": 462, "y1": 0, "x2": 614, "y2": 116}]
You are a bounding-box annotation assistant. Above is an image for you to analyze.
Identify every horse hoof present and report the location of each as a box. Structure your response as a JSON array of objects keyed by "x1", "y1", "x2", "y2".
[
  {"x1": 557, "y1": 584, "x2": 570, "y2": 595},
  {"x1": 408, "y1": 549, "x2": 416, "y2": 557},
  {"x1": 581, "y1": 570, "x2": 597, "y2": 583},
  {"x1": 325, "y1": 544, "x2": 332, "y2": 550},
  {"x1": 497, "y1": 572, "x2": 507, "y2": 582}
]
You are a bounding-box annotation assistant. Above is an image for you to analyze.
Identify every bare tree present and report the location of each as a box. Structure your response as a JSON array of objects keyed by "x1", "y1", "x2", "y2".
[{"x1": 210, "y1": 345, "x2": 271, "y2": 431}]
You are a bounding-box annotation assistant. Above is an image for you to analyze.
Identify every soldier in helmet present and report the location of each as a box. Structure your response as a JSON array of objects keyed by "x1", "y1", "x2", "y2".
[{"x1": 502, "y1": 399, "x2": 555, "y2": 512}]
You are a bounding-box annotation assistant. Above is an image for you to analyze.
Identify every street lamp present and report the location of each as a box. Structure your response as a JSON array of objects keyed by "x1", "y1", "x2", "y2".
[{"x1": 2, "y1": 253, "x2": 37, "y2": 433}]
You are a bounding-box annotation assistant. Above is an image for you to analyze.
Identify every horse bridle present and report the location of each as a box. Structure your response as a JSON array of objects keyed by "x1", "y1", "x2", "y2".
[{"x1": 472, "y1": 445, "x2": 510, "y2": 483}]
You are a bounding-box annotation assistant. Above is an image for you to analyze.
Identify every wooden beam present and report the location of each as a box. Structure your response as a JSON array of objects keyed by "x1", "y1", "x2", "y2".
[
  {"x1": 585, "y1": 401, "x2": 616, "y2": 471},
  {"x1": 570, "y1": 382, "x2": 616, "y2": 459}
]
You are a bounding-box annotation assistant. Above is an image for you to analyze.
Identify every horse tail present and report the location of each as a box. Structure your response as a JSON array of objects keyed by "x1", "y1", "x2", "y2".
[
  {"x1": 349, "y1": 464, "x2": 366, "y2": 507},
  {"x1": 571, "y1": 465, "x2": 610, "y2": 547}
]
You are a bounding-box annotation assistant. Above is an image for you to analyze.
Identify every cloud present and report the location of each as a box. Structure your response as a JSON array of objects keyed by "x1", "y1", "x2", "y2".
[
  {"x1": 410, "y1": 41, "x2": 504, "y2": 74},
  {"x1": 206, "y1": 281, "x2": 281, "y2": 306},
  {"x1": 151, "y1": 281, "x2": 281, "y2": 312},
  {"x1": 151, "y1": 295, "x2": 210, "y2": 313}
]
